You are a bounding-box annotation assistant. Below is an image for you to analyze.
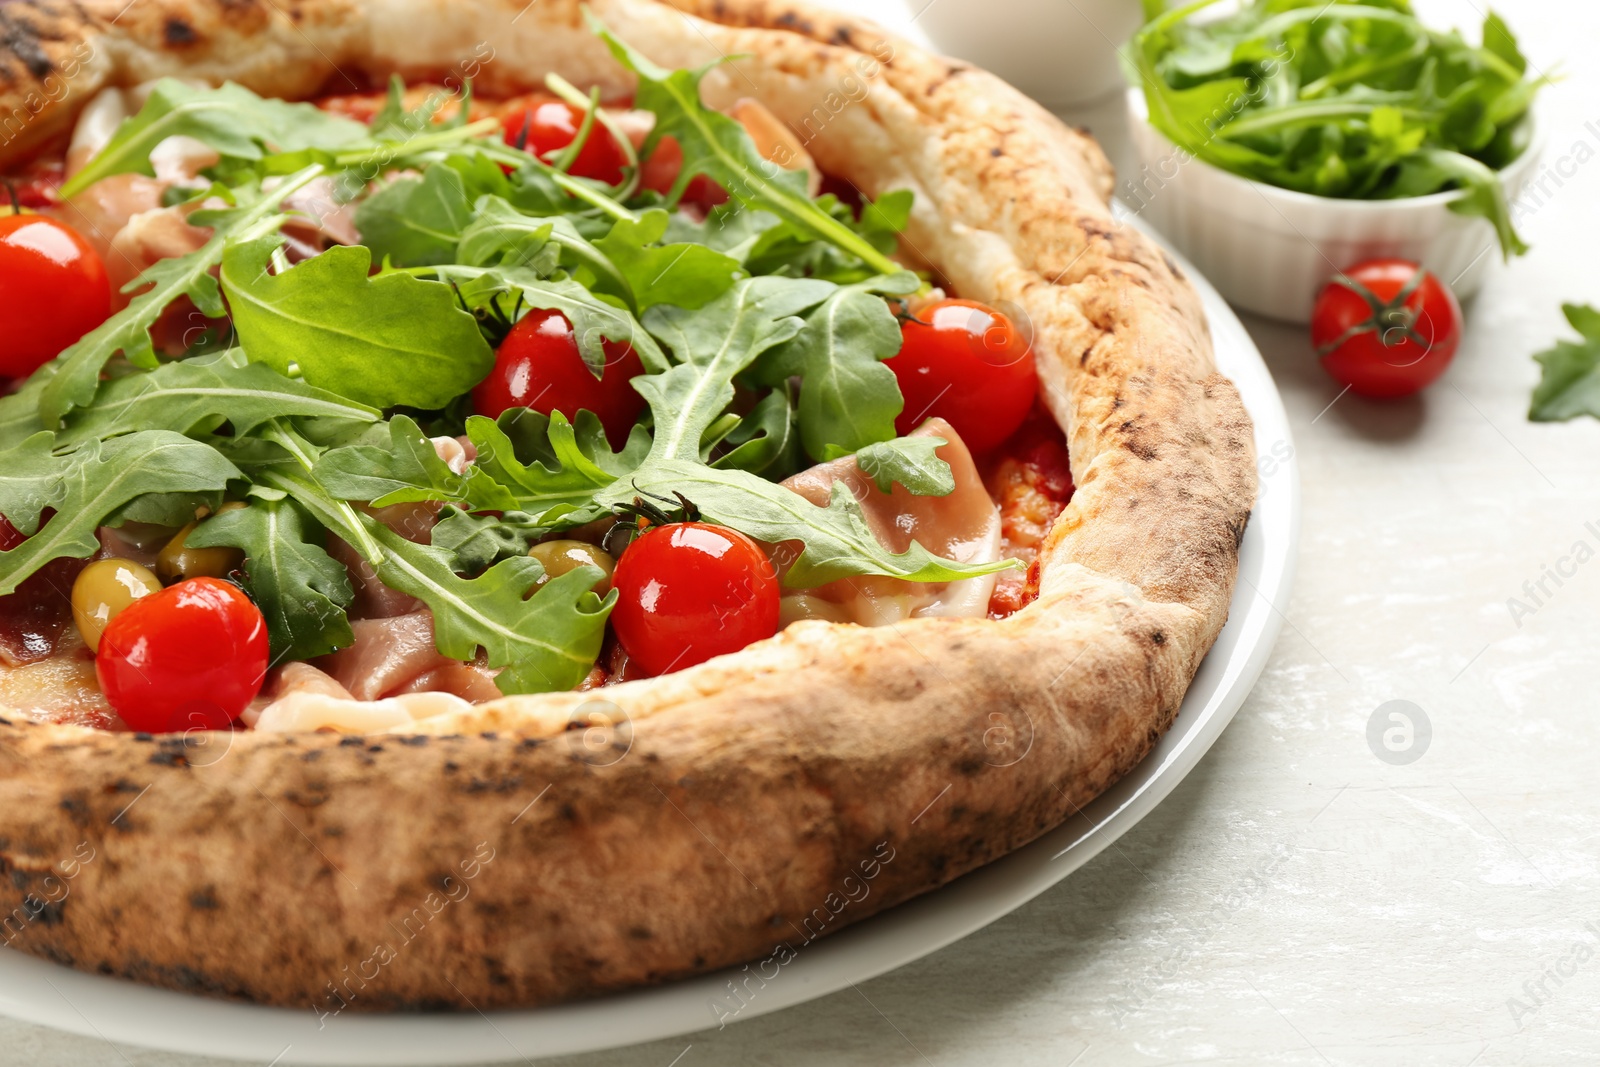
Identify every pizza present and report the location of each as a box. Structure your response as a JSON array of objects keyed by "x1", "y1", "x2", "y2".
[{"x1": 0, "y1": 0, "x2": 1256, "y2": 1011}]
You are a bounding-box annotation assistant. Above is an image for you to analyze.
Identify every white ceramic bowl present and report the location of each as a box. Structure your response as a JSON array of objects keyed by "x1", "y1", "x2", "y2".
[
  {"x1": 911, "y1": 0, "x2": 1144, "y2": 106},
  {"x1": 1124, "y1": 88, "x2": 1544, "y2": 323}
]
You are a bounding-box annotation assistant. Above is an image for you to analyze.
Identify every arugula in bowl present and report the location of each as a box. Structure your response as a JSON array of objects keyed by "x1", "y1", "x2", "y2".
[{"x1": 1130, "y1": 0, "x2": 1547, "y2": 257}]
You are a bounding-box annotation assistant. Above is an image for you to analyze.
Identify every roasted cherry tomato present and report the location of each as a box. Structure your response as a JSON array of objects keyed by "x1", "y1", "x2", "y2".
[
  {"x1": 639, "y1": 135, "x2": 729, "y2": 211},
  {"x1": 888, "y1": 298, "x2": 1038, "y2": 454},
  {"x1": 472, "y1": 308, "x2": 645, "y2": 447},
  {"x1": 501, "y1": 96, "x2": 630, "y2": 185},
  {"x1": 96, "y1": 577, "x2": 268, "y2": 732},
  {"x1": 0, "y1": 214, "x2": 111, "y2": 379},
  {"x1": 610, "y1": 522, "x2": 780, "y2": 676},
  {"x1": 1312, "y1": 258, "x2": 1462, "y2": 399}
]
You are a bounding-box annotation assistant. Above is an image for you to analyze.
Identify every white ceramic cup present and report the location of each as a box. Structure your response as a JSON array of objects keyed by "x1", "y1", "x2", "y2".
[
  {"x1": 1123, "y1": 89, "x2": 1544, "y2": 323},
  {"x1": 910, "y1": 0, "x2": 1145, "y2": 106}
]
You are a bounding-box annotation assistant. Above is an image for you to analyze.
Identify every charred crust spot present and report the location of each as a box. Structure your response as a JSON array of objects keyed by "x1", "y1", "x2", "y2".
[
  {"x1": 989, "y1": 146, "x2": 1003, "y2": 158},
  {"x1": 163, "y1": 16, "x2": 198, "y2": 46},
  {"x1": 1126, "y1": 439, "x2": 1158, "y2": 461},
  {"x1": 1231, "y1": 512, "x2": 1250, "y2": 548},
  {"x1": 301, "y1": 749, "x2": 322, "y2": 762},
  {"x1": 831, "y1": 25, "x2": 853, "y2": 46},
  {"x1": 58, "y1": 794, "x2": 87, "y2": 818},
  {"x1": 479, "y1": 731, "x2": 497, "y2": 741},
  {"x1": 692, "y1": 954, "x2": 706, "y2": 968},
  {"x1": 148, "y1": 750, "x2": 187, "y2": 768},
  {"x1": 464, "y1": 775, "x2": 523, "y2": 794},
  {"x1": 775, "y1": 11, "x2": 814, "y2": 33},
  {"x1": 399, "y1": 735, "x2": 430, "y2": 746},
  {"x1": 956, "y1": 757, "x2": 984, "y2": 776},
  {"x1": 338, "y1": 736, "x2": 365, "y2": 747},
  {"x1": 189, "y1": 888, "x2": 218, "y2": 910},
  {"x1": 132, "y1": 732, "x2": 154, "y2": 742},
  {"x1": 442, "y1": 761, "x2": 460, "y2": 773},
  {"x1": 107, "y1": 779, "x2": 142, "y2": 794},
  {"x1": 366, "y1": 744, "x2": 384, "y2": 754},
  {"x1": 1150, "y1": 631, "x2": 1166, "y2": 645},
  {"x1": 1161, "y1": 250, "x2": 1186, "y2": 281},
  {"x1": 560, "y1": 803, "x2": 578, "y2": 822},
  {"x1": 628, "y1": 926, "x2": 652, "y2": 940},
  {"x1": 0, "y1": 14, "x2": 55, "y2": 80},
  {"x1": 516, "y1": 737, "x2": 541, "y2": 751}
]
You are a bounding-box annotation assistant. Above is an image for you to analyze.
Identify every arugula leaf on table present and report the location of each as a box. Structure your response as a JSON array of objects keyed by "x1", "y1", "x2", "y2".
[
  {"x1": 52, "y1": 351, "x2": 378, "y2": 451},
  {"x1": 60, "y1": 81, "x2": 366, "y2": 197},
  {"x1": 222, "y1": 236, "x2": 495, "y2": 410},
  {"x1": 39, "y1": 166, "x2": 326, "y2": 428},
  {"x1": 313, "y1": 415, "x2": 514, "y2": 509},
  {"x1": 187, "y1": 497, "x2": 355, "y2": 661},
  {"x1": 466, "y1": 410, "x2": 647, "y2": 523},
  {"x1": 756, "y1": 273, "x2": 918, "y2": 461},
  {"x1": 854, "y1": 435, "x2": 955, "y2": 496},
  {"x1": 593, "y1": 209, "x2": 742, "y2": 311},
  {"x1": 1529, "y1": 304, "x2": 1600, "y2": 422},
  {"x1": 0, "y1": 431, "x2": 240, "y2": 595},
  {"x1": 594, "y1": 18, "x2": 904, "y2": 276}
]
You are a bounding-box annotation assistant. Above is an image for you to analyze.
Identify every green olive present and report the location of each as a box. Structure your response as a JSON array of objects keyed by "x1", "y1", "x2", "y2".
[
  {"x1": 156, "y1": 517, "x2": 245, "y2": 584},
  {"x1": 72, "y1": 558, "x2": 161, "y2": 651},
  {"x1": 529, "y1": 540, "x2": 615, "y2": 594}
]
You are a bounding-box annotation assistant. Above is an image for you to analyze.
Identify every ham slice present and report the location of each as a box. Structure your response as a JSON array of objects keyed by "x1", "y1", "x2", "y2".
[
  {"x1": 777, "y1": 419, "x2": 1002, "y2": 626},
  {"x1": 314, "y1": 612, "x2": 498, "y2": 702}
]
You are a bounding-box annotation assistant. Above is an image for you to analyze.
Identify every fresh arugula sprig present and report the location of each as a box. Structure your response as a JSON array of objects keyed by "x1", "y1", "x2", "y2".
[
  {"x1": 1131, "y1": 0, "x2": 1544, "y2": 257},
  {"x1": 38, "y1": 164, "x2": 327, "y2": 428},
  {"x1": 1529, "y1": 304, "x2": 1600, "y2": 422}
]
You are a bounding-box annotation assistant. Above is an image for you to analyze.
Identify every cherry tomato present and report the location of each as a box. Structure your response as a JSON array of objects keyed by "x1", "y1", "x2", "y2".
[
  {"x1": 610, "y1": 522, "x2": 780, "y2": 676},
  {"x1": 0, "y1": 214, "x2": 111, "y2": 378},
  {"x1": 1312, "y1": 258, "x2": 1462, "y2": 399},
  {"x1": 500, "y1": 97, "x2": 629, "y2": 185},
  {"x1": 639, "y1": 135, "x2": 729, "y2": 210},
  {"x1": 472, "y1": 308, "x2": 645, "y2": 447},
  {"x1": 96, "y1": 577, "x2": 268, "y2": 732},
  {"x1": 888, "y1": 298, "x2": 1038, "y2": 454}
]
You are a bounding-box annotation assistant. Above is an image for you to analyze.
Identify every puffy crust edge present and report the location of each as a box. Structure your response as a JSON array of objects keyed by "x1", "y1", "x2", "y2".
[{"x1": 0, "y1": 0, "x2": 1256, "y2": 1009}]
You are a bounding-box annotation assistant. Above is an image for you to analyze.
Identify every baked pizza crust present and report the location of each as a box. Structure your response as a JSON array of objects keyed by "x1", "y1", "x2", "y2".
[{"x1": 0, "y1": 0, "x2": 1256, "y2": 1009}]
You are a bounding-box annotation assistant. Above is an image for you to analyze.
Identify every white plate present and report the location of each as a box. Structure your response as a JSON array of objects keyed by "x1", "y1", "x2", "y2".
[{"x1": 0, "y1": 213, "x2": 1299, "y2": 1065}]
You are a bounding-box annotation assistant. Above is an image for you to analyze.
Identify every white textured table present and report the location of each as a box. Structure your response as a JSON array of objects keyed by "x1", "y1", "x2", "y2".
[{"x1": 11, "y1": 0, "x2": 1600, "y2": 1063}]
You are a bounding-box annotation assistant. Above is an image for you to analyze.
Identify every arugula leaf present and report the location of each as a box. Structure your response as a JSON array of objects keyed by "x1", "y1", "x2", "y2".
[
  {"x1": 38, "y1": 166, "x2": 326, "y2": 428},
  {"x1": 0, "y1": 372, "x2": 51, "y2": 451},
  {"x1": 1529, "y1": 304, "x2": 1600, "y2": 422},
  {"x1": 353, "y1": 164, "x2": 476, "y2": 267},
  {"x1": 53, "y1": 351, "x2": 378, "y2": 451},
  {"x1": 187, "y1": 498, "x2": 355, "y2": 661},
  {"x1": 430, "y1": 506, "x2": 550, "y2": 573},
  {"x1": 594, "y1": 209, "x2": 742, "y2": 311},
  {"x1": 222, "y1": 236, "x2": 495, "y2": 409},
  {"x1": 613, "y1": 460, "x2": 1008, "y2": 587},
  {"x1": 455, "y1": 197, "x2": 566, "y2": 280},
  {"x1": 467, "y1": 410, "x2": 646, "y2": 522},
  {"x1": 854, "y1": 436, "x2": 955, "y2": 496},
  {"x1": 313, "y1": 415, "x2": 514, "y2": 509},
  {"x1": 61, "y1": 80, "x2": 366, "y2": 197},
  {"x1": 640, "y1": 275, "x2": 834, "y2": 459},
  {"x1": 0, "y1": 431, "x2": 240, "y2": 595},
  {"x1": 711, "y1": 385, "x2": 802, "y2": 479},
  {"x1": 594, "y1": 19, "x2": 903, "y2": 276},
  {"x1": 760, "y1": 273, "x2": 917, "y2": 461},
  {"x1": 429, "y1": 263, "x2": 666, "y2": 374}
]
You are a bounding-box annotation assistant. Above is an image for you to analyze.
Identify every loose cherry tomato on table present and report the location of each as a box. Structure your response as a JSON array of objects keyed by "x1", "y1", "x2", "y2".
[
  {"x1": 471, "y1": 308, "x2": 645, "y2": 447},
  {"x1": 1311, "y1": 258, "x2": 1462, "y2": 399},
  {"x1": 95, "y1": 577, "x2": 269, "y2": 732},
  {"x1": 887, "y1": 298, "x2": 1038, "y2": 454},
  {"x1": 500, "y1": 96, "x2": 630, "y2": 185},
  {"x1": 0, "y1": 213, "x2": 110, "y2": 378},
  {"x1": 610, "y1": 522, "x2": 780, "y2": 676}
]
